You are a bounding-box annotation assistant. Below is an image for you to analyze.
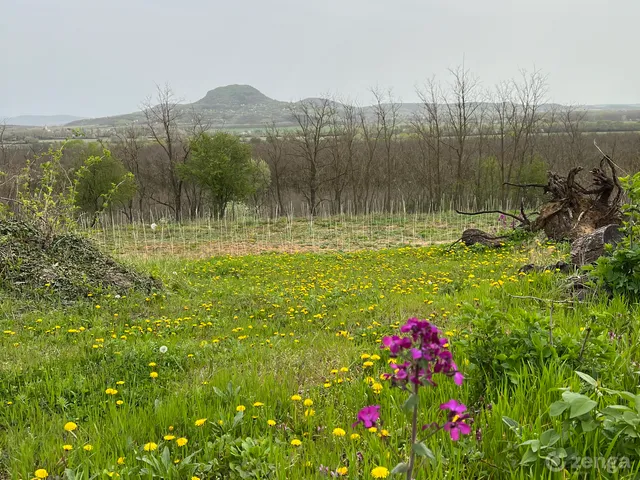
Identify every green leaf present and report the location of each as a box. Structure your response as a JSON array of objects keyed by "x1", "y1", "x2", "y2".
[
  {"x1": 561, "y1": 392, "x2": 597, "y2": 418},
  {"x1": 402, "y1": 393, "x2": 419, "y2": 414},
  {"x1": 549, "y1": 401, "x2": 569, "y2": 417},
  {"x1": 520, "y1": 448, "x2": 538, "y2": 465},
  {"x1": 520, "y1": 439, "x2": 540, "y2": 452},
  {"x1": 412, "y1": 442, "x2": 435, "y2": 460},
  {"x1": 575, "y1": 371, "x2": 597, "y2": 387},
  {"x1": 391, "y1": 462, "x2": 409, "y2": 474},
  {"x1": 502, "y1": 416, "x2": 521, "y2": 436},
  {"x1": 540, "y1": 429, "x2": 560, "y2": 447}
]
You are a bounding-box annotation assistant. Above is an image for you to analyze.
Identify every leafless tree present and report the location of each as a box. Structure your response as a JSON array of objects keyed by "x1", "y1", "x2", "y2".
[
  {"x1": 442, "y1": 65, "x2": 481, "y2": 199},
  {"x1": 263, "y1": 122, "x2": 289, "y2": 215},
  {"x1": 371, "y1": 88, "x2": 401, "y2": 212},
  {"x1": 414, "y1": 78, "x2": 445, "y2": 206},
  {"x1": 357, "y1": 106, "x2": 383, "y2": 214},
  {"x1": 113, "y1": 123, "x2": 147, "y2": 220},
  {"x1": 141, "y1": 84, "x2": 189, "y2": 221},
  {"x1": 288, "y1": 98, "x2": 336, "y2": 216}
]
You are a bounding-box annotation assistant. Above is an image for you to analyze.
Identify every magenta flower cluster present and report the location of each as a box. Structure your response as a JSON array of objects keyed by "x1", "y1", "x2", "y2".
[
  {"x1": 382, "y1": 317, "x2": 464, "y2": 387},
  {"x1": 352, "y1": 317, "x2": 472, "y2": 443}
]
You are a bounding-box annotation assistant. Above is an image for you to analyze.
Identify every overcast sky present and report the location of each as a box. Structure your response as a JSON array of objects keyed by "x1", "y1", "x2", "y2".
[{"x1": 1, "y1": 0, "x2": 638, "y2": 117}]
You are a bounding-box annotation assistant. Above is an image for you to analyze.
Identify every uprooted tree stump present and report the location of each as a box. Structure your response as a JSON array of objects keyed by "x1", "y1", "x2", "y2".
[{"x1": 456, "y1": 143, "x2": 624, "y2": 266}]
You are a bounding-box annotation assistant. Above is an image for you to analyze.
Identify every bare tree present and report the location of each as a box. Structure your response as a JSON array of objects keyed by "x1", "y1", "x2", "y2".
[
  {"x1": 414, "y1": 78, "x2": 445, "y2": 206},
  {"x1": 357, "y1": 106, "x2": 383, "y2": 213},
  {"x1": 371, "y1": 88, "x2": 401, "y2": 212},
  {"x1": 442, "y1": 65, "x2": 481, "y2": 199},
  {"x1": 0, "y1": 121, "x2": 7, "y2": 168},
  {"x1": 288, "y1": 98, "x2": 336, "y2": 216},
  {"x1": 327, "y1": 101, "x2": 358, "y2": 214},
  {"x1": 114, "y1": 123, "x2": 147, "y2": 220},
  {"x1": 263, "y1": 122, "x2": 289, "y2": 215},
  {"x1": 141, "y1": 84, "x2": 189, "y2": 221}
]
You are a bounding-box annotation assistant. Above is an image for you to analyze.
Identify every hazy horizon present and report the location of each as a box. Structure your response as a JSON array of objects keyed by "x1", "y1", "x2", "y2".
[{"x1": 2, "y1": 0, "x2": 639, "y2": 118}]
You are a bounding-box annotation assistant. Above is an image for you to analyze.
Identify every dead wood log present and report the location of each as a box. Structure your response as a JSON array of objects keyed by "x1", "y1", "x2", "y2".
[
  {"x1": 460, "y1": 229, "x2": 506, "y2": 247},
  {"x1": 570, "y1": 224, "x2": 623, "y2": 267}
]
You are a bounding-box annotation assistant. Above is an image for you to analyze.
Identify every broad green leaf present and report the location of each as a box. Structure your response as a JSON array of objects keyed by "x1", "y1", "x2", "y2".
[
  {"x1": 540, "y1": 429, "x2": 560, "y2": 447},
  {"x1": 575, "y1": 371, "x2": 597, "y2": 387},
  {"x1": 520, "y1": 439, "x2": 540, "y2": 452},
  {"x1": 402, "y1": 393, "x2": 419, "y2": 413},
  {"x1": 391, "y1": 462, "x2": 409, "y2": 474},
  {"x1": 549, "y1": 401, "x2": 569, "y2": 417},
  {"x1": 566, "y1": 394, "x2": 597, "y2": 419},
  {"x1": 412, "y1": 442, "x2": 435, "y2": 460},
  {"x1": 520, "y1": 448, "x2": 538, "y2": 465}
]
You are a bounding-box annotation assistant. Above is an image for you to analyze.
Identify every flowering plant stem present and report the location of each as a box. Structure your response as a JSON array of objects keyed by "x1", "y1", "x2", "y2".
[{"x1": 406, "y1": 374, "x2": 419, "y2": 480}]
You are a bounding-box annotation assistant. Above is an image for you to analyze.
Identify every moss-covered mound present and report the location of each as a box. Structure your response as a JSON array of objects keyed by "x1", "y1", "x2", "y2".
[{"x1": 0, "y1": 220, "x2": 161, "y2": 300}]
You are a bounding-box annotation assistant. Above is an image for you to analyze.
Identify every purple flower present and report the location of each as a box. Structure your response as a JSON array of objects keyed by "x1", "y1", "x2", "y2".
[
  {"x1": 352, "y1": 405, "x2": 380, "y2": 429},
  {"x1": 440, "y1": 399, "x2": 472, "y2": 441},
  {"x1": 440, "y1": 399, "x2": 466, "y2": 415}
]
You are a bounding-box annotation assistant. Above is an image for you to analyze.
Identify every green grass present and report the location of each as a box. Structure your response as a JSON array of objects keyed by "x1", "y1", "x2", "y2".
[{"x1": 1, "y1": 219, "x2": 639, "y2": 479}]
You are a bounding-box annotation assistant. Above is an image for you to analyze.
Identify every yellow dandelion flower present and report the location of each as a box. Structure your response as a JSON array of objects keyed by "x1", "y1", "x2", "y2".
[
  {"x1": 83, "y1": 444, "x2": 93, "y2": 451},
  {"x1": 149, "y1": 372, "x2": 158, "y2": 378},
  {"x1": 236, "y1": 405, "x2": 246, "y2": 412},
  {"x1": 63, "y1": 444, "x2": 73, "y2": 451},
  {"x1": 163, "y1": 435, "x2": 175, "y2": 441},
  {"x1": 372, "y1": 382, "x2": 383, "y2": 394},
  {"x1": 105, "y1": 388, "x2": 118, "y2": 395},
  {"x1": 117, "y1": 457, "x2": 125, "y2": 465},
  {"x1": 368, "y1": 427, "x2": 377, "y2": 433},
  {"x1": 290, "y1": 439, "x2": 302, "y2": 446},
  {"x1": 291, "y1": 395, "x2": 302, "y2": 401},
  {"x1": 332, "y1": 428, "x2": 346, "y2": 437},
  {"x1": 253, "y1": 402, "x2": 264, "y2": 407},
  {"x1": 267, "y1": 419, "x2": 276, "y2": 426},
  {"x1": 176, "y1": 437, "x2": 188, "y2": 447},
  {"x1": 143, "y1": 442, "x2": 157, "y2": 451},
  {"x1": 371, "y1": 466, "x2": 390, "y2": 478},
  {"x1": 195, "y1": 418, "x2": 207, "y2": 427},
  {"x1": 116, "y1": 400, "x2": 124, "y2": 406},
  {"x1": 363, "y1": 361, "x2": 374, "y2": 368},
  {"x1": 303, "y1": 398, "x2": 313, "y2": 407},
  {"x1": 350, "y1": 433, "x2": 360, "y2": 440},
  {"x1": 304, "y1": 408, "x2": 315, "y2": 417},
  {"x1": 64, "y1": 422, "x2": 78, "y2": 432},
  {"x1": 148, "y1": 362, "x2": 156, "y2": 367},
  {"x1": 34, "y1": 469, "x2": 48, "y2": 479},
  {"x1": 336, "y1": 466, "x2": 348, "y2": 476}
]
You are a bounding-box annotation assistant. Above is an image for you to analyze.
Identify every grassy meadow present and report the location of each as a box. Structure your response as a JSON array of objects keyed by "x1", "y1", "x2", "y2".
[{"x1": 1, "y1": 215, "x2": 639, "y2": 479}]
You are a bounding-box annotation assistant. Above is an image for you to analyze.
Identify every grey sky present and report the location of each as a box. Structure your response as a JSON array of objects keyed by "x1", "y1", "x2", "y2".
[{"x1": 1, "y1": 0, "x2": 638, "y2": 117}]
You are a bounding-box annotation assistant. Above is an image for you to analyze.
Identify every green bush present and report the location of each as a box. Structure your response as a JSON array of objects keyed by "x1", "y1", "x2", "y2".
[{"x1": 590, "y1": 172, "x2": 640, "y2": 299}]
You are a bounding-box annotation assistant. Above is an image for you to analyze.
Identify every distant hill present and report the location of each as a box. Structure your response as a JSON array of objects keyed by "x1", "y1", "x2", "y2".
[
  {"x1": 5, "y1": 114, "x2": 85, "y2": 126},
  {"x1": 67, "y1": 85, "x2": 293, "y2": 128},
  {"x1": 62, "y1": 84, "x2": 640, "y2": 130}
]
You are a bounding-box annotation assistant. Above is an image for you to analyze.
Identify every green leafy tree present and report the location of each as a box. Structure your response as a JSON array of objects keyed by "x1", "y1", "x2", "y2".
[
  {"x1": 179, "y1": 132, "x2": 270, "y2": 217},
  {"x1": 74, "y1": 148, "x2": 136, "y2": 226}
]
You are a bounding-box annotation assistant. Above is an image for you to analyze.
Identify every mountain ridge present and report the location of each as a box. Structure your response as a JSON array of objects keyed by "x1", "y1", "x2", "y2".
[{"x1": 52, "y1": 85, "x2": 640, "y2": 129}]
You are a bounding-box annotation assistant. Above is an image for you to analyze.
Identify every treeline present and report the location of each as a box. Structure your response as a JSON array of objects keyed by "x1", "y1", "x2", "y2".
[{"x1": 1, "y1": 68, "x2": 639, "y2": 222}]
